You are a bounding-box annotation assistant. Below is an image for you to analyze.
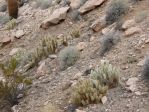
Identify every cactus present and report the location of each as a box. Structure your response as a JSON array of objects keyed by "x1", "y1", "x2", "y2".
[
  {"x1": 71, "y1": 79, "x2": 108, "y2": 106},
  {"x1": 90, "y1": 62, "x2": 120, "y2": 88}
]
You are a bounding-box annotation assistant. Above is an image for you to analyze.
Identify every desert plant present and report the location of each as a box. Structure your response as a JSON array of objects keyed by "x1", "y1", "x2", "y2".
[
  {"x1": 70, "y1": 29, "x2": 80, "y2": 38},
  {"x1": 18, "y1": 36, "x2": 58, "y2": 72},
  {"x1": 0, "y1": 58, "x2": 32, "y2": 106},
  {"x1": 142, "y1": 57, "x2": 149, "y2": 83},
  {"x1": 58, "y1": 46, "x2": 79, "y2": 70},
  {"x1": 127, "y1": 55, "x2": 137, "y2": 64},
  {"x1": 90, "y1": 62, "x2": 120, "y2": 88},
  {"x1": 71, "y1": 79, "x2": 108, "y2": 106},
  {"x1": 5, "y1": 19, "x2": 16, "y2": 30},
  {"x1": 105, "y1": 0, "x2": 128, "y2": 25},
  {"x1": 100, "y1": 31, "x2": 121, "y2": 56}
]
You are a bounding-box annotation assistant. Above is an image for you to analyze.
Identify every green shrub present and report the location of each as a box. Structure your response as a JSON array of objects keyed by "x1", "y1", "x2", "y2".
[
  {"x1": 100, "y1": 31, "x2": 121, "y2": 56},
  {"x1": 105, "y1": 0, "x2": 128, "y2": 25},
  {"x1": 70, "y1": 29, "x2": 80, "y2": 38},
  {"x1": 0, "y1": 58, "x2": 32, "y2": 106},
  {"x1": 5, "y1": 19, "x2": 16, "y2": 30},
  {"x1": 58, "y1": 46, "x2": 79, "y2": 70},
  {"x1": 90, "y1": 62, "x2": 120, "y2": 88},
  {"x1": 71, "y1": 79, "x2": 108, "y2": 106}
]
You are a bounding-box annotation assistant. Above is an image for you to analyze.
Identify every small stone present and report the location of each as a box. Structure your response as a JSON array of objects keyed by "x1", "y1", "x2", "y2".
[
  {"x1": 49, "y1": 54, "x2": 57, "y2": 59},
  {"x1": 90, "y1": 16, "x2": 106, "y2": 32},
  {"x1": 122, "y1": 19, "x2": 136, "y2": 29},
  {"x1": 125, "y1": 27, "x2": 141, "y2": 37},
  {"x1": 78, "y1": 0, "x2": 107, "y2": 14},
  {"x1": 145, "y1": 39, "x2": 149, "y2": 44},
  {"x1": 76, "y1": 42, "x2": 87, "y2": 51},
  {"x1": 62, "y1": 81, "x2": 72, "y2": 91},
  {"x1": 0, "y1": 36, "x2": 11, "y2": 46},
  {"x1": 101, "y1": 96, "x2": 107, "y2": 104},
  {"x1": 126, "y1": 77, "x2": 138, "y2": 92},
  {"x1": 90, "y1": 36, "x2": 96, "y2": 42},
  {"x1": 11, "y1": 105, "x2": 19, "y2": 112},
  {"x1": 15, "y1": 30, "x2": 25, "y2": 38},
  {"x1": 9, "y1": 48, "x2": 21, "y2": 56},
  {"x1": 137, "y1": 59, "x2": 145, "y2": 67},
  {"x1": 135, "y1": 91, "x2": 141, "y2": 96},
  {"x1": 101, "y1": 23, "x2": 116, "y2": 35},
  {"x1": 72, "y1": 72, "x2": 83, "y2": 80},
  {"x1": 36, "y1": 61, "x2": 47, "y2": 76},
  {"x1": 76, "y1": 109, "x2": 86, "y2": 112}
]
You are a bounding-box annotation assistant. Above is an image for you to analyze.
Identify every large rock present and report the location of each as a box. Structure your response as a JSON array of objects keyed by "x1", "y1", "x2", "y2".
[
  {"x1": 79, "y1": 0, "x2": 106, "y2": 14},
  {"x1": 0, "y1": 36, "x2": 12, "y2": 46},
  {"x1": 90, "y1": 16, "x2": 106, "y2": 32},
  {"x1": 40, "y1": 7, "x2": 70, "y2": 29}
]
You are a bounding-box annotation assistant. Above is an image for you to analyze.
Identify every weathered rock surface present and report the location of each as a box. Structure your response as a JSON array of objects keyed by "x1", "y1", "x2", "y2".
[
  {"x1": 40, "y1": 7, "x2": 70, "y2": 29},
  {"x1": 79, "y1": 0, "x2": 106, "y2": 14}
]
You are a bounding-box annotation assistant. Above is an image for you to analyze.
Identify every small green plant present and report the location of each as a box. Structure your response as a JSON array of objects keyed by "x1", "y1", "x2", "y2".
[
  {"x1": 58, "y1": 46, "x2": 79, "y2": 70},
  {"x1": 5, "y1": 19, "x2": 16, "y2": 30},
  {"x1": 127, "y1": 55, "x2": 137, "y2": 64},
  {"x1": 100, "y1": 31, "x2": 121, "y2": 56},
  {"x1": 105, "y1": 0, "x2": 128, "y2": 25},
  {"x1": 19, "y1": 36, "x2": 58, "y2": 72},
  {"x1": 90, "y1": 62, "x2": 120, "y2": 88},
  {"x1": 70, "y1": 29, "x2": 80, "y2": 38},
  {"x1": 0, "y1": 58, "x2": 32, "y2": 106},
  {"x1": 71, "y1": 79, "x2": 108, "y2": 106}
]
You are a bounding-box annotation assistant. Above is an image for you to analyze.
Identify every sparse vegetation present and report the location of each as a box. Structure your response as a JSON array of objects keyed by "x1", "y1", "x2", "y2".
[
  {"x1": 105, "y1": 0, "x2": 128, "y2": 25},
  {"x1": 90, "y1": 62, "x2": 120, "y2": 88},
  {"x1": 70, "y1": 29, "x2": 80, "y2": 38},
  {"x1": 0, "y1": 58, "x2": 32, "y2": 106},
  {"x1": 5, "y1": 19, "x2": 17, "y2": 30},
  {"x1": 58, "y1": 46, "x2": 80, "y2": 70},
  {"x1": 71, "y1": 79, "x2": 108, "y2": 106},
  {"x1": 100, "y1": 31, "x2": 121, "y2": 56},
  {"x1": 19, "y1": 36, "x2": 58, "y2": 72},
  {"x1": 142, "y1": 57, "x2": 149, "y2": 83},
  {"x1": 127, "y1": 55, "x2": 137, "y2": 64}
]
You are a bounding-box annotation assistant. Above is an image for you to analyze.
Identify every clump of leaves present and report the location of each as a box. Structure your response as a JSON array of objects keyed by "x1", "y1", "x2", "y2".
[
  {"x1": 5, "y1": 19, "x2": 16, "y2": 30},
  {"x1": 58, "y1": 46, "x2": 79, "y2": 70},
  {"x1": 0, "y1": 58, "x2": 32, "y2": 106},
  {"x1": 70, "y1": 29, "x2": 80, "y2": 38},
  {"x1": 105, "y1": 0, "x2": 128, "y2": 25},
  {"x1": 90, "y1": 62, "x2": 120, "y2": 88},
  {"x1": 71, "y1": 79, "x2": 108, "y2": 106},
  {"x1": 100, "y1": 31, "x2": 121, "y2": 56}
]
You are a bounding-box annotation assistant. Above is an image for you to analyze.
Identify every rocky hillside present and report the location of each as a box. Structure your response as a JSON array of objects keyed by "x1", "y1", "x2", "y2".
[{"x1": 0, "y1": 0, "x2": 149, "y2": 112}]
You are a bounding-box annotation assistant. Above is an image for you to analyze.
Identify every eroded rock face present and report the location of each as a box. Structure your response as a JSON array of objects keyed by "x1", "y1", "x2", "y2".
[
  {"x1": 40, "y1": 7, "x2": 70, "y2": 29},
  {"x1": 79, "y1": 0, "x2": 107, "y2": 14}
]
